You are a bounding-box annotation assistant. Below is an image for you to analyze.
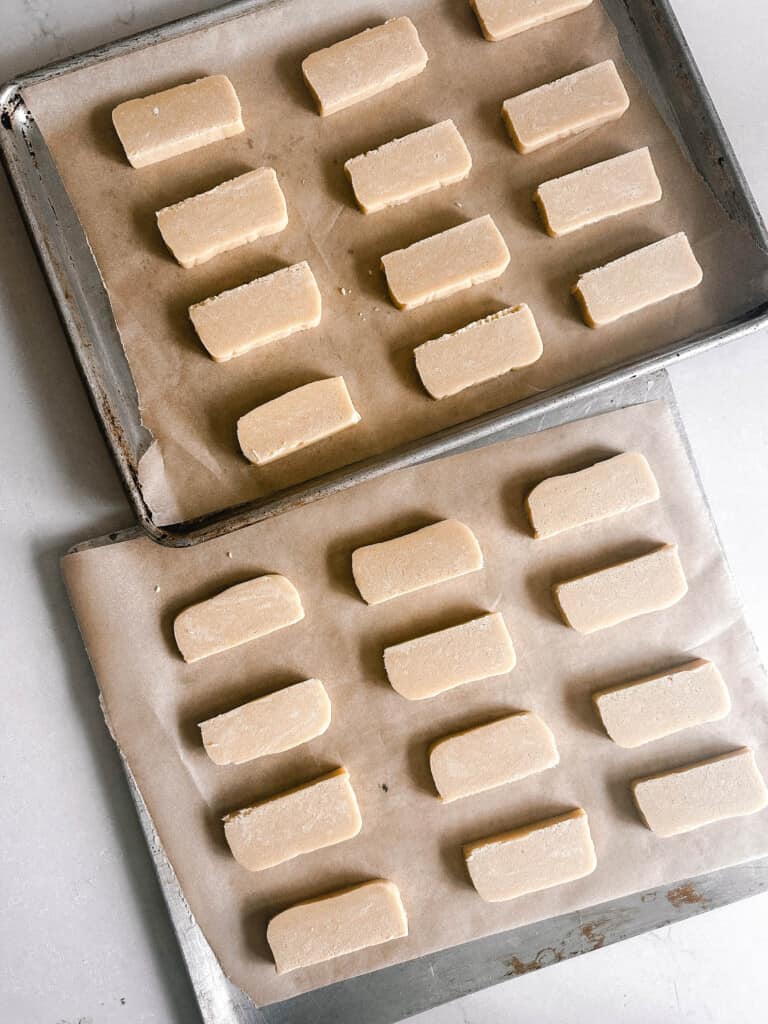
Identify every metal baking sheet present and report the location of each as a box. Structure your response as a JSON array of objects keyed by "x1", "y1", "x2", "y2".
[
  {"x1": 3, "y1": 0, "x2": 768, "y2": 546},
  {"x1": 70, "y1": 370, "x2": 768, "y2": 1024}
]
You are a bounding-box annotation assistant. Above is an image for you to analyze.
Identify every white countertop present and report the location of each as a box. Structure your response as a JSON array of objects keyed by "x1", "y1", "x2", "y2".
[{"x1": 1, "y1": 1, "x2": 767, "y2": 1021}]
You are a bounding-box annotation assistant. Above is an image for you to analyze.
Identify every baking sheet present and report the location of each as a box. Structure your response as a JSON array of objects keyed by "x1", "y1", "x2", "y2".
[
  {"x1": 62, "y1": 399, "x2": 768, "y2": 1007},
  {"x1": 22, "y1": 0, "x2": 768, "y2": 526}
]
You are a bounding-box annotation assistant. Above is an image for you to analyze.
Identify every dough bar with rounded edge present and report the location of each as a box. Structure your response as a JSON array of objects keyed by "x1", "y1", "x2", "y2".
[
  {"x1": 112, "y1": 75, "x2": 243, "y2": 168},
  {"x1": 381, "y1": 215, "x2": 510, "y2": 310},
  {"x1": 503, "y1": 60, "x2": 628, "y2": 155},
  {"x1": 189, "y1": 261, "x2": 321, "y2": 362},
  {"x1": 199, "y1": 679, "x2": 331, "y2": 766},
  {"x1": 352, "y1": 519, "x2": 483, "y2": 605},
  {"x1": 345, "y1": 120, "x2": 472, "y2": 214},
  {"x1": 526, "y1": 451, "x2": 659, "y2": 539},
  {"x1": 302, "y1": 17, "x2": 427, "y2": 116},
  {"x1": 593, "y1": 659, "x2": 731, "y2": 748},
  {"x1": 384, "y1": 611, "x2": 516, "y2": 700},
  {"x1": 223, "y1": 768, "x2": 361, "y2": 872},
  {"x1": 173, "y1": 575, "x2": 304, "y2": 663},
  {"x1": 267, "y1": 880, "x2": 408, "y2": 974},
  {"x1": 430, "y1": 712, "x2": 559, "y2": 802},
  {"x1": 471, "y1": 0, "x2": 593, "y2": 41},
  {"x1": 237, "y1": 377, "x2": 360, "y2": 466},
  {"x1": 632, "y1": 748, "x2": 768, "y2": 837},
  {"x1": 157, "y1": 168, "x2": 288, "y2": 268},
  {"x1": 554, "y1": 543, "x2": 687, "y2": 634},
  {"x1": 464, "y1": 809, "x2": 597, "y2": 902}
]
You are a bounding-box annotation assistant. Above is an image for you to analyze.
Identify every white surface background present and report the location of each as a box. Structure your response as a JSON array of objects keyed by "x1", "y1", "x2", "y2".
[{"x1": 1, "y1": 1, "x2": 767, "y2": 1021}]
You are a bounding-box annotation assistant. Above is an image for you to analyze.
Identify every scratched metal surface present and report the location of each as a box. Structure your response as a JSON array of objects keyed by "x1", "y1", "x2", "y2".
[
  {"x1": 71, "y1": 371, "x2": 768, "y2": 1024},
  {"x1": 3, "y1": 0, "x2": 768, "y2": 546}
]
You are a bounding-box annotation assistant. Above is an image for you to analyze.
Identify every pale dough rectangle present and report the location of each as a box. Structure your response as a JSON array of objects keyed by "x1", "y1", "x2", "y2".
[
  {"x1": 237, "y1": 377, "x2": 361, "y2": 467},
  {"x1": 381, "y1": 215, "x2": 510, "y2": 310},
  {"x1": 534, "y1": 147, "x2": 662, "y2": 237},
  {"x1": 502, "y1": 60, "x2": 629, "y2": 154},
  {"x1": 156, "y1": 168, "x2": 288, "y2": 268},
  {"x1": 632, "y1": 748, "x2": 768, "y2": 837},
  {"x1": 526, "y1": 451, "x2": 660, "y2": 539},
  {"x1": 471, "y1": 0, "x2": 594, "y2": 41},
  {"x1": 199, "y1": 679, "x2": 331, "y2": 766},
  {"x1": 464, "y1": 809, "x2": 597, "y2": 902},
  {"x1": 345, "y1": 120, "x2": 472, "y2": 214},
  {"x1": 223, "y1": 767, "x2": 362, "y2": 871},
  {"x1": 384, "y1": 611, "x2": 516, "y2": 700},
  {"x1": 173, "y1": 575, "x2": 304, "y2": 663},
  {"x1": 267, "y1": 880, "x2": 408, "y2": 974},
  {"x1": 189, "y1": 261, "x2": 321, "y2": 362},
  {"x1": 414, "y1": 303, "x2": 543, "y2": 398},
  {"x1": 429, "y1": 712, "x2": 559, "y2": 802},
  {"x1": 301, "y1": 17, "x2": 428, "y2": 116},
  {"x1": 573, "y1": 232, "x2": 703, "y2": 327},
  {"x1": 554, "y1": 544, "x2": 688, "y2": 634},
  {"x1": 112, "y1": 75, "x2": 243, "y2": 168}
]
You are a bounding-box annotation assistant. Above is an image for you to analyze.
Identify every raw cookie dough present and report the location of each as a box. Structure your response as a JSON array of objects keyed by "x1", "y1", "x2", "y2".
[
  {"x1": 223, "y1": 767, "x2": 362, "y2": 871},
  {"x1": 429, "y1": 712, "x2": 559, "y2": 802},
  {"x1": 534, "y1": 147, "x2": 662, "y2": 237},
  {"x1": 573, "y1": 232, "x2": 703, "y2": 327},
  {"x1": 302, "y1": 17, "x2": 428, "y2": 116},
  {"x1": 384, "y1": 611, "x2": 516, "y2": 700},
  {"x1": 471, "y1": 0, "x2": 593, "y2": 41},
  {"x1": 632, "y1": 748, "x2": 768, "y2": 837},
  {"x1": 267, "y1": 880, "x2": 408, "y2": 974},
  {"x1": 381, "y1": 215, "x2": 510, "y2": 310},
  {"x1": 414, "y1": 304, "x2": 543, "y2": 398},
  {"x1": 199, "y1": 679, "x2": 331, "y2": 766},
  {"x1": 345, "y1": 120, "x2": 472, "y2": 214},
  {"x1": 554, "y1": 543, "x2": 687, "y2": 634},
  {"x1": 174, "y1": 575, "x2": 304, "y2": 663},
  {"x1": 526, "y1": 451, "x2": 660, "y2": 539},
  {"x1": 237, "y1": 377, "x2": 361, "y2": 466},
  {"x1": 189, "y1": 261, "x2": 321, "y2": 362},
  {"x1": 502, "y1": 60, "x2": 629, "y2": 154},
  {"x1": 156, "y1": 168, "x2": 288, "y2": 268},
  {"x1": 593, "y1": 659, "x2": 731, "y2": 748},
  {"x1": 464, "y1": 808, "x2": 597, "y2": 902},
  {"x1": 352, "y1": 519, "x2": 483, "y2": 605},
  {"x1": 112, "y1": 75, "x2": 243, "y2": 168}
]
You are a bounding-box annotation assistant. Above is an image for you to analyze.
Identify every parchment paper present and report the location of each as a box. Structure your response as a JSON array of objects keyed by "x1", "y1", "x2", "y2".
[
  {"x1": 23, "y1": 0, "x2": 768, "y2": 525},
  {"x1": 62, "y1": 400, "x2": 768, "y2": 1007}
]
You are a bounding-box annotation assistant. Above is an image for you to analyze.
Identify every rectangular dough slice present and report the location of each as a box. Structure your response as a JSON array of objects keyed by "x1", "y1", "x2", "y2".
[
  {"x1": 464, "y1": 808, "x2": 596, "y2": 902},
  {"x1": 526, "y1": 451, "x2": 660, "y2": 539},
  {"x1": 345, "y1": 120, "x2": 472, "y2": 214},
  {"x1": 502, "y1": 60, "x2": 629, "y2": 154},
  {"x1": 174, "y1": 575, "x2": 304, "y2": 663},
  {"x1": 199, "y1": 679, "x2": 331, "y2": 766},
  {"x1": 352, "y1": 520, "x2": 483, "y2": 605},
  {"x1": 554, "y1": 544, "x2": 687, "y2": 634},
  {"x1": 302, "y1": 17, "x2": 428, "y2": 116},
  {"x1": 237, "y1": 377, "x2": 360, "y2": 466},
  {"x1": 430, "y1": 712, "x2": 559, "y2": 802},
  {"x1": 534, "y1": 148, "x2": 662, "y2": 237},
  {"x1": 384, "y1": 611, "x2": 516, "y2": 700},
  {"x1": 573, "y1": 232, "x2": 703, "y2": 327},
  {"x1": 267, "y1": 880, "x2": 408, "y2": 974},
  {"x1": 112, "y1": 75, "x2": 243, "y2": 168},
  {"x1": 471, "y1": 0, "x2": 593, "y2": 41},
  {"x1": 156, "y1": 168, "x2": 288, "y2": 268},
  {"x1": 594, "y1": 659, "x2": 731, "y2": 748},
  {"x1": 223, "y1": 767, "x2": 362, "y2": 871},
  {"x1": 632, "y1": 748, "x2": 768, "y2": 837},
  {"x1": 414, "y1": 304, "x2": 543, "y2": 399},
  {"x1": 381, "y1": 215, "x2": 510, "y2": 310},
  {"x1": 189, "y1": 261, "x2": 321, "y2": 362}
]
